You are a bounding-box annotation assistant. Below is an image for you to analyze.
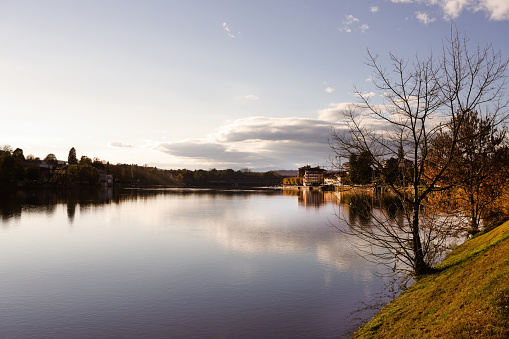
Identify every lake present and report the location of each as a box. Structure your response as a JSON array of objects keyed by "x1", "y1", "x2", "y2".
[{"x1": 0, "y1": 188, "x2": 390, "y2": 338}]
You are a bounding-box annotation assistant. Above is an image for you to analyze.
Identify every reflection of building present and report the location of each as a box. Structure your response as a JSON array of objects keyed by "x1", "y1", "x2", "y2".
[
  {"x1": 98, "y1": 170, "x2": 114, "y2": 187},
  {"x1": 299, "y1": 190, "x2": 324, "y2": 207},
  {"x1": 299, "y1": 166, "x2": 326, "y2": 186},
  {"x1": 297, "y1": 190, "x2": 339, "y2": 208}
]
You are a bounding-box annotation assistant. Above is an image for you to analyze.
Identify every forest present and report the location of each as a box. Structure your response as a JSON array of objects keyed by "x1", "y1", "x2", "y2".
[{"x1": 0, "y1": 146, "x2": 283, "y2": 189}]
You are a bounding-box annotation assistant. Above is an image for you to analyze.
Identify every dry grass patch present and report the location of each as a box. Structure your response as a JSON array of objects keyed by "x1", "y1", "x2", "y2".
[{"x1": 353, "y1": 221, "x2": 509, "y2": 338}]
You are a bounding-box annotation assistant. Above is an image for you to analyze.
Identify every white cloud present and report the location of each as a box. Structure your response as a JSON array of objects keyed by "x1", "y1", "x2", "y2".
[
  {"x1": 391, "y1": 1, "x2": 509, "y2": 21},
  {"x1": 355, "y1": 91, "x2": 377, "y2": 99},
  {"x1": 360, "y1": 23, "x2": 370, "y2": 32},
  {"x1": 157, "y1": 110, "x2": 347, "y2": 169},
  {"x1": 344, "y1": 14, "x2": 360, "y2": 24},
  {"x1": 478, "y1": 0, "x2": 509, "y2": 20},
  {"x1": 222, "y1": 22, "x2": 236, "y2": 38},
  {"x1": 416, "y1": 11, "x2": 437, "y2": 23},
  {"x1": 365, "y1": 76, "x2": 373, "y2": 82},
  {"x1": 215, "y1": 117, "x2": 333, "y2": 144},
  {"x1": 317, "y1": 102, "x2": 356, "y2": 122},
  {"x1": 370, "y1": 6, "x2": 379, "y2": 13},
  {"x1": 156, "y1": 89, "x2": 442, "y2": 169},
  {"x1": 439, "y1": 0, "x2": 471, "y2": 19},
  {"x1": 325, "y1": 87, "x2": 335, "y2": 93},
  {"x1": 110, "y1": 141, "x2": 133, "y2": 148},
  {"x1": 341, "y1": 14, "x2": 370, "y2": 33},
  {"x1": 155, "y1": 97, "x2": 418, "y2": 169}
]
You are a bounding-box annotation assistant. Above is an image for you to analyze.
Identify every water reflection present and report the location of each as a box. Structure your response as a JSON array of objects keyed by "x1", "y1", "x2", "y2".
[
  {"x1": 0, "y1": 188, "x2": 378, "y2": 276},
  {"x1": 1, "y1": 189, "x2": 338, "y2": 219},
  {"x1": 67, "y1": 201, "x2": 76, "y2": 222},
  {"x1": 0, "y1": 188, "x2": 390, "y2": 338},
  {"x1": 283, "y1": 188, "x2": 338, "y2": 208},
  {"x1": 0, "y1": 188, "x2": 401, "y2": 277},
  {"x1": 333, "y1": 191, "x2": 407, "y2": 228},
  {"x1": 0, "y1": 189, "x2": 114, "y2": 225}
]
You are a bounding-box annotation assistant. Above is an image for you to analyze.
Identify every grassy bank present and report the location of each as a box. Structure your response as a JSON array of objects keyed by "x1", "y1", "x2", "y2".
[{"x1": 353, "y1": 221, "x2": 509, "y2": 338}]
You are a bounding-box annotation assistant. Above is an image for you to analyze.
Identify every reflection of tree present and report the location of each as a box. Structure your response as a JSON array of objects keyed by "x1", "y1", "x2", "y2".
[
  {"x1": 334, "y1": 191, "x2": 454, "y2": 279},
  {"x1": 0, "y1": 188, "x2": 284, "y2": 221},
  {"x1": 67, "y1": 200, "x2": 77, "y2": 223},
  {"x1": 0, "y1": 191, "x2": 23, "y2": 221},
  {"x1": 0, "y1": 188, "x2": 386, "y2": 281},
  {"x1": 0, "y1": 189, "x2": 115, "y2": 221},
  {"x1": 347, "y1": 194, "x2": 373, "y2": 227}
]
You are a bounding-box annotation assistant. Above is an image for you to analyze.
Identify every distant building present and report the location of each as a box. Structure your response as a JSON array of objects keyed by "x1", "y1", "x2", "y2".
[
  {"x1": 299, "y1": 165, "x2": 326, "y2": 186},
  {"x1": 98, "y1": 169, "x2": 114, "y2": 187},
  {"x1": 341, "y1": 162, "x2": 350, "y2": 173},
  {"x1": 324, "y1": 174, "x2": 340, "y2": 186},
  {"x1": 298, "y1": 165, "x2": 312, "y2": 178}
]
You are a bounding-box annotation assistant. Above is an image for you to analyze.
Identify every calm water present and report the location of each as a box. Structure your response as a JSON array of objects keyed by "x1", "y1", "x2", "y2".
[{"x1": 0, "y1": 188, "x2": 389, "y2": 338}]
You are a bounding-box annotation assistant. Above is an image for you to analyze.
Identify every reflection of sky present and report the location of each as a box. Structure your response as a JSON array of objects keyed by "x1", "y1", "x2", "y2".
[
  {"x1": 0, "y1": 189, "x2": 379, "y2": 277},
  {"x1": 0, "y1": 189, "x2": 388, "y2": 338}
]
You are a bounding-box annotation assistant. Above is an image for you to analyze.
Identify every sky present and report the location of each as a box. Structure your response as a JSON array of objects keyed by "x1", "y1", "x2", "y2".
[{"x1": 1, "y1": 0, "x2": 509, "y2": 171}]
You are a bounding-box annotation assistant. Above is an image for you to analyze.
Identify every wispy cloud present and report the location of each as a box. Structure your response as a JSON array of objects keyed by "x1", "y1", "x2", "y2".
[
  {"x1": 344, "y1": 14, "x2": 360, "y2": 25},
  {"x1": 340, "y1": 14, "x2": 370, "y2": 33},
  {"x1": 370, "y1": 6, "x2": 379, "y2": 13},
  {"x1": 243, "y1": 94, "x2": 260, "y2": 100},
  {"x1": 222, "y1": 22, "x2": 237, "y2": 38},
  {"x1": 110, "y1": 141, "x2": 133, "y2": 148},
  {"x1": 354, "y1": 91, "x2": 376, "y2": 99},
  {"x1": 416, "y1": 11, "x2": 437, "y2": 24},
  {"x1": 325, "y1": 87, "x2": 335, "y2": 93}
]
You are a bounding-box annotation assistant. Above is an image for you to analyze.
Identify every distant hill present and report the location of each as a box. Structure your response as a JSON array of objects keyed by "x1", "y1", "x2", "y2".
[{"x1": 273, "y1": 170, "x2": 298, "y2": 177}]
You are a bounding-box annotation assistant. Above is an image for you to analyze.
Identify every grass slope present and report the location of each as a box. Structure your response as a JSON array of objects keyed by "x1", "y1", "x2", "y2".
[{"x1": 353, "y1": 221, "x2": 509, "y2": 338}]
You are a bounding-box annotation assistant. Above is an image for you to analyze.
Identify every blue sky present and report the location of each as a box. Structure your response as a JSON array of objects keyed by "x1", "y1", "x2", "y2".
[{"x1": 1, "y1": 0, "x2": 508, "y2": 170}]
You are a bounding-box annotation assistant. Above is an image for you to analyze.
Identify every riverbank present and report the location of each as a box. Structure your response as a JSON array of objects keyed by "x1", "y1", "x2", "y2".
[{"x1": 353, "y1": 220, "x2": 509, "y2": 338}]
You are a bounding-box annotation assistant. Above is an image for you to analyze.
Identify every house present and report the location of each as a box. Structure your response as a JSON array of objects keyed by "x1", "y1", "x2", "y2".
[
  {"x1": 97, "y1": 169, "x2": 114, "y2": 187},
  {"x1": 324, "y1": 173, "x2": 340, "y2": 186},
  {"x1": 299, "y1": 165, "x2": 326, "y2": 186}
]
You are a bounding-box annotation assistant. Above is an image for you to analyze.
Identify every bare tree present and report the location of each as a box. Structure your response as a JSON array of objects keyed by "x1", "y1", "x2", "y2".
[{"x1": 330, "y1": 28, "x2": 508, "y2": 276}]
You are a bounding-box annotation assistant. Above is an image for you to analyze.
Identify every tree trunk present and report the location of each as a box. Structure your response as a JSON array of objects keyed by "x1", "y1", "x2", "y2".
[
  {"x1": 412, "y1": 203, "x2": 430, "y2": 275},
  {"x1": 469, "y1": 194, "x2": 480, "y2": 235}
]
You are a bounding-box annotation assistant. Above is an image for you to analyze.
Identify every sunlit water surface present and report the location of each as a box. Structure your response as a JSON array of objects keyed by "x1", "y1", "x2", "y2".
[{"x1": 0, "y1": 188, "x2": 389, "y2": 338}]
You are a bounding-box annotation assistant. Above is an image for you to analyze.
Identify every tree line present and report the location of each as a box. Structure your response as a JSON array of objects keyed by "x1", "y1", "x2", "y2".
[{"x1": 0, "y1": 146, "x2": 282, "y2": 189}]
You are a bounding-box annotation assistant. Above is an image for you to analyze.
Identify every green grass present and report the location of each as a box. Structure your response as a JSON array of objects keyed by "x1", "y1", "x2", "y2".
[{"x1": 353, "y1": 221, "x2": 509, "y2": 338}]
